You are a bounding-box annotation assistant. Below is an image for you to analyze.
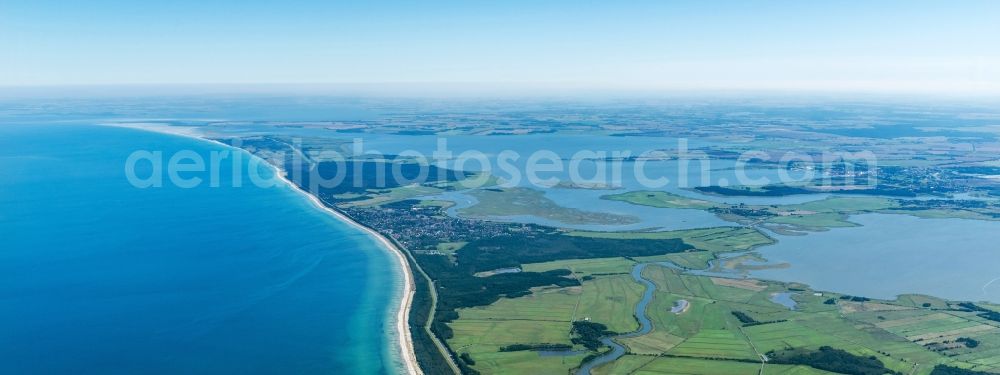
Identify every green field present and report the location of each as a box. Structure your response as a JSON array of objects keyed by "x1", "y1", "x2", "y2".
[
  {"x1": 720, "y1": 196, "x2": 897, "y2": 231},
  {"x1": 575, "y1": 275, "x2": 646, "y2": 332},
  {"x1": 767, "y1": 212, "x2": 858, "y2": 229},
  {"x1": 787, "y1": 196, "x2": 897, "y2": 212},
  {"x1": 447, "y1": 285, "x2": 581, "y2": 374},
  {"x1": 566, "y1": 226, "x2": 774, "y2": 269},
  {"x1": 446, "y1": 268, "x2": 646, "y2": 374},
  {"x1": 522, "y1": 257, "x2": 637, "y2": 276},
  {"x1": 435, "y1": 241, "x2": 467, "y2": 254},
  {"x1": 459, "y1": 187, "x2": 639, "y2": 225},
  {"x1": 593, "y1": 355, "x2": 836, "y2": 375},
  {"x1": 618, "y1": 329, "x2": 685, "y2": 355},
  {"x1": 447, "y1": 257, "x2": 1000, "y2": 374},
  {"x1": 602, "y1": 191, "x2": 720, "y2": 210},
  {"x1": 638, "y1": 264, "x2": 957, "y2": 374}
]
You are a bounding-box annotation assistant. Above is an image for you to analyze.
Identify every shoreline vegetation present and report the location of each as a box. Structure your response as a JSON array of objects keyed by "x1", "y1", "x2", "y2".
[{"x1": 109, "y1": 124, "x2": 425, "y2": 375}]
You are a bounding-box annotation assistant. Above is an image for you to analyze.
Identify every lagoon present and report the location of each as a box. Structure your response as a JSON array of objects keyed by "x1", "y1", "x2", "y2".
[{"x1": 750, "y1": 214, "x2": 1000, "y2": 303}]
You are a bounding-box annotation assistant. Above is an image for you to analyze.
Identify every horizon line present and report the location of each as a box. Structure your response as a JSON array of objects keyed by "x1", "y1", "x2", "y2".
[{"x1": 2, "y1": 81, "x2": 1000, "y2": 101}]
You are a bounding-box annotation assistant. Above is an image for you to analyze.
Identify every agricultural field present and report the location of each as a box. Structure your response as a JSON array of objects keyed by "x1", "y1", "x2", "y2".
[
  {"x1": 593, "y1": 355, "x2": 835, "y2": 375},
  {"x1": 448, "y1": 257, "x2": 1000, "y2": 374},
  {"x1": 617, "y1": 330, "x2": 685, "y2": 355},
  {"x1": 446, "y1": 262, "x2": 646, "y2": 374},
  {"x1": 446, "y1": 284, "x2": 584, "y2": 375},
  {"x1": 652, "y1": 251, "x2": 717, "y2": 270},
  {"x1": 574, "y1": 275, "x2": 646, "y2": 332},
  {"x1": 848, "y1": 309, "x2": 1000, "y2": 372},
  {"x1": 522, "y1": 257, "x2": 636, "y2": 277}
]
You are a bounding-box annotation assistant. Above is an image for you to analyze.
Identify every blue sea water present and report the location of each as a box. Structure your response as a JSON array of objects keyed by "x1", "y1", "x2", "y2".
[{"x1": 0, "y1": 124, "x2": 402, "y2": 374}]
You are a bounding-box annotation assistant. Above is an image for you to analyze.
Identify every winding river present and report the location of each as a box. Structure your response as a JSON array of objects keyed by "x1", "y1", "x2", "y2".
[{"x1": 575, "y1": 263, "x2": 657, "y2": 375}]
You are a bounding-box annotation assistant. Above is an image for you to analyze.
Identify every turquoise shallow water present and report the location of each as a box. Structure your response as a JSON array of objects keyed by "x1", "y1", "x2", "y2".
[{"x1": 0, "y1": 124, "x2": 402, "y2": 374}]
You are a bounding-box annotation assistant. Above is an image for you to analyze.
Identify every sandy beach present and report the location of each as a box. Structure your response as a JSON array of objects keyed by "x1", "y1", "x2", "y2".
[
  {"x1": 279, "y1": 169, "x2": 422, "y2": 375},
  {"x1": 110, "y1": 123, "x2": 422, "y2": 375}
]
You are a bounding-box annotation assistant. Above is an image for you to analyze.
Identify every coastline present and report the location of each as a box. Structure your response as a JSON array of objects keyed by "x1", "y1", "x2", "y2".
[{"x1": 107, "y1": 123, "x2": 422, "y2": 375}]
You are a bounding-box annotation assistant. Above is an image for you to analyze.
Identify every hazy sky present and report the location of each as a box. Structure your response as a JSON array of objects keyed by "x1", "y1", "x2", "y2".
[{"x1": 2, "y1": 0, "x2": 999, "y2": 94}]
